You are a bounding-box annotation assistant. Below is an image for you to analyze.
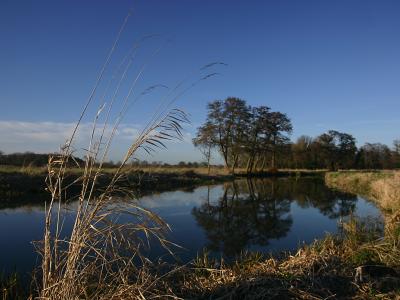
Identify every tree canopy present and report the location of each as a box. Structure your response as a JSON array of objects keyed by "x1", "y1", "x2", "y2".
[
  {"x1": 193, "y1": 97, "x2": 399, "y2": 172},
  {"x1": 194, "y1": 97, "x2": 292, "y2": 174}
]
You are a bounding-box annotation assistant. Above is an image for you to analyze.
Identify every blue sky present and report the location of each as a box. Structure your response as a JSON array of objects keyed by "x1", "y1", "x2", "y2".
[{"x1": 1, "y1": 0, "x2": 400, "y2": 163}]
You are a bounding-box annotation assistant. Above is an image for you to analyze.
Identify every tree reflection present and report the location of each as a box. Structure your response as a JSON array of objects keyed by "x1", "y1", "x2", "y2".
[
  {"x1": 192, "y1": 180, "x2": 292, "y2": 257},
  {"x1": 192, "y1": 178, "x2": 358, "y2": 257}
]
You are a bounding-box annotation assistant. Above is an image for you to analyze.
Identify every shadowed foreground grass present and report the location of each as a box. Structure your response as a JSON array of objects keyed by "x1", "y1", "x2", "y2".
[
  {"x1": 3, "y1": 216, "x2": 398, "y2": 299},
  {"x1": 104, "y1": 216, "x2": 399, "y2": 299}
]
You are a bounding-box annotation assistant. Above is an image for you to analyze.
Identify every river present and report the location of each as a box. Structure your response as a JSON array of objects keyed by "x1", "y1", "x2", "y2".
[{"x1": 0, "y1": 177, "x2": 381, "y2": 279}]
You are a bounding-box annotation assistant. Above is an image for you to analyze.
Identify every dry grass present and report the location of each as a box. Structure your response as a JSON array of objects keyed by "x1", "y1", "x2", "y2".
[
  {"x1": 326, "y1": 171, "x2": 400, "y2": 214},
  {"x1": 34, "y1": 10, "x2": 227, "y2": 300},
  {"x1": 0, "y1": 164, "x2": 47, "y2": 175},
  {"x1": 38, "y1": 108, "x2": 189, "y2": 299},
  {"x1": 326, "y1": 171, "x2": 400, "y2": 256},
  {"x1": 371, "y1": 172, "x2": 400, "y2": 214},
  {"x1": 104, "y1": 219, "x2": 400, "y2": 299}
]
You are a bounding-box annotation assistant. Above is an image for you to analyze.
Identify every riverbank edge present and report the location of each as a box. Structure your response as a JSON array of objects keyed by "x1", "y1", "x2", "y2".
[
  {"x1": 104, "y1": 171, "x2": 400, "y2": 299},
  {"x1": 3, "y1": 170, "x2": 400, "y2": 298},
  {"x1": 325, "y1": 170, "x2": 400, "y2": 216},
  {"x1": 0, "y1": 169, "x2": 323, "y2": 205}
]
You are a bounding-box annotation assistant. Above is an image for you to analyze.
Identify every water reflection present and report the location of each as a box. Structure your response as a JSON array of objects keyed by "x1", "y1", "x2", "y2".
[
  {"x1": 192, "y1": 178, "x2": 358, "y2": 257},
  {"x1": 0, "y1": 177, "x2": 379, "y2": 275}
]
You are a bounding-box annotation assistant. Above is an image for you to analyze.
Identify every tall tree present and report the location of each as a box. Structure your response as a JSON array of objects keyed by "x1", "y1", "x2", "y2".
[
  {"x1": 394, "y1": 139, "x2": 400, "y2": 154},
  {"x1": 200, "y1": 97, "x2": 250, "y2": 174},
  {"x1": 359, "y1": 143, "x2": 392, "y2": 169},
  {"x1": 331, "y1": 130, "x2": 357, "y2": 169},
  {"x1": 244, "y1": 106, "x2": 271, "y2": 173},
  {"x1": 292, "y1": 135, "x2": 314, "y2": 169},
  {"x1": 267, "y1": 111, "x2": 293, "y2": 168},
  {"x1": 193, "y1": 122, "x2": 214, "y2": 174},
  {"x1": 222, "y1": 97, "x2": 251, "y2": 173},
  {"x1": 393, "y1": 139, "x2": 400, "y2": 168},
  {"x1": 314, "y1": 130, "x2": 356, "y2": 170}
]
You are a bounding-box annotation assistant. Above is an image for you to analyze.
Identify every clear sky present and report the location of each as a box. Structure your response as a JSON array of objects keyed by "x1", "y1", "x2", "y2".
[{"x1": 1, "y1": 0, "x2": 400, "y2": 163}]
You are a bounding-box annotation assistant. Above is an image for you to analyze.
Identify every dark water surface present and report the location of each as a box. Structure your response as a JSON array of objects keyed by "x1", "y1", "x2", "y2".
[{"x1": 0, "y1": 177, "x2": 380, "y2": 278}]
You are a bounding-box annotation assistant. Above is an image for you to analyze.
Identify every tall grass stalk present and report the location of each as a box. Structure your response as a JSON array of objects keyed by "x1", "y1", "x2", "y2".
[{"x1": 37, "y1": 12, "x2": 221, "y2": 299}]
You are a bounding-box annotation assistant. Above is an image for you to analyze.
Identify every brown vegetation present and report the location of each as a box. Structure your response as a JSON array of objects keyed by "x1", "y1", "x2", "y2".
[
  {"x1": 326, "y1": 171, "x2": 400, "y2": 214},
  {"x1": 91, "y1": 217, "x2": 400, "y2": 299}
]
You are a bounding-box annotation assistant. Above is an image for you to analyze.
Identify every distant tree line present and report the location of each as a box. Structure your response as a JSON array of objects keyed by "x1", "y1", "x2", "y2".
[
  {"x1": 0, "y1": 151, "x2": 84, "y2": 167},
  {"x1": 128, "y1": 160, "x2": 213, "y2": 168},
  {"x1": 0, "y1": 151, "x2": 215, "y2": 169},
  {"x1": 193, "y1": 97, "x2": 400, "y2": 173},
  {"x1": 288, "y1": 135, "x2": 400, "y2": 170},
  {"x1": 1, "y1": 101, "x2": 399, "y2": 172},
  {"x1": 0, "y1": 151, "x2": 51, "y2": 167}
]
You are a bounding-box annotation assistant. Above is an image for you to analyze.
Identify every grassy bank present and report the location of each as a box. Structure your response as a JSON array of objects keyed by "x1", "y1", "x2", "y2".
[{"x1": 326, "y1": 171, "x2": 400, "y2": 215}]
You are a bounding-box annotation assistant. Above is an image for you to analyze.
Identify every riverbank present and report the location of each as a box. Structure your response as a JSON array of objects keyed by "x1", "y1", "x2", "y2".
[
  {"x1": 135, "y1": 171, "x2": 399, "y2": 299},
  {"x1": 95, "y1": 218, "x2": 400, "y2": 299},
  {"x1": 0, "y1": 166, "x2": 323, "y2": 206},
  {"x1": 326, "y1": 170, "x2": 400, "y2": 216},
  {"x1": 0, "y1": 168, "x2": 231, "y2": 204},
  {"x1": 3, "y1": 169, "x2": 399, "y2": 298}
]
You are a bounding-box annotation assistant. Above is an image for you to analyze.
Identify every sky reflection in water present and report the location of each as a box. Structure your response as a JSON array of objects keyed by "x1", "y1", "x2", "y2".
[{"x1": 0, "y1": 178, "x2": 381, "y2": 277}]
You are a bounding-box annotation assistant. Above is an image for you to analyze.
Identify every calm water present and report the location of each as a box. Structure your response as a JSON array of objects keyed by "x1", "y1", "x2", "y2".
[{"x1": 0, "y1": 177, "x2": 381, "y2": 278}]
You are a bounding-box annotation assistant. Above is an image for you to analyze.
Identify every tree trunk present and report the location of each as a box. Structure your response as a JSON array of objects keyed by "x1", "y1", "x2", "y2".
[
  {"x1": 246, "y1": 157, "x2": 252, "y2": 174},
  {"x1": 207, "y1": 146, "x2": 211, "y2": 175},
  {"x1": 271, "y1": 150, "x2": 276, "y2": 169},
  {"x1": 231, "y1": 154, "x2": 239, "y2": 175},
  {"x1": 260, "y1": 156, "x2": 266, "y2": 172},
  {"x1": 252, "y1": 156, "x2": 260, "y2": 174},
  {"x1": 220, "y1": 145, "x2": 230, "y2": 171}
]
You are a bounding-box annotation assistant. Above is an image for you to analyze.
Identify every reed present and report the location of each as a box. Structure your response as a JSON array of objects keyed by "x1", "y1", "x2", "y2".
[{"x1": 36, "y1": 11, "x2": 223, "y2": 299}]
